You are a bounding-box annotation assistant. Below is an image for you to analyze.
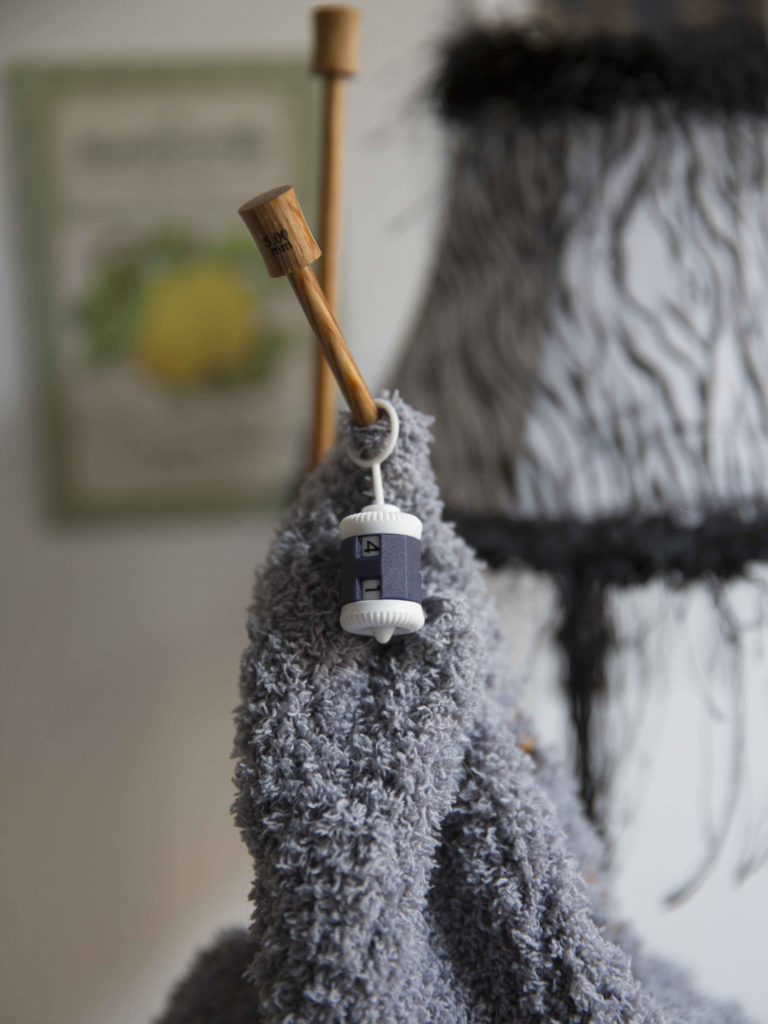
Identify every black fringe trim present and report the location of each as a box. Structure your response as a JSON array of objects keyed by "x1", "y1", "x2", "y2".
[
  {"x1": 452, "y1": 506, "x2": 768, "y2": 829},
  {"x1": 451, "y1": 507, "x2": 768, "y2": 584},
  {"x1": 436, "y1": 21, "x2": 768, "y2": 122}
]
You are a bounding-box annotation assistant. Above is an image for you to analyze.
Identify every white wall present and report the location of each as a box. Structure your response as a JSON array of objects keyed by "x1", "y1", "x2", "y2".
[{"x1": 1, "y1": 2, "x2": 765, "y2": 1023}]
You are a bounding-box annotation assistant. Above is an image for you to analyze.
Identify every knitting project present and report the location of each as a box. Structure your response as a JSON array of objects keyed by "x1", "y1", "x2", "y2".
[{"x1": 157, "y1": 396, "x2": 750, "y2": 1023}]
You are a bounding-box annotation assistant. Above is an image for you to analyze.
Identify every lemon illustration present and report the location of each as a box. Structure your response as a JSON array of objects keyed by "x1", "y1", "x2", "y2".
[{"x1": 135, "y1": 261, "x2": 260, "y2": 388}]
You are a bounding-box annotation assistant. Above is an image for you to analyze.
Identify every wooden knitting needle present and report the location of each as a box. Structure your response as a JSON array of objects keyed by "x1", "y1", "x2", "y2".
[
  {"x1": 311, "y1": 6, "x2": 361, "y2": 466},
  {"x1": 239, "y1": 185, "x2": 378, "y2": 428}
]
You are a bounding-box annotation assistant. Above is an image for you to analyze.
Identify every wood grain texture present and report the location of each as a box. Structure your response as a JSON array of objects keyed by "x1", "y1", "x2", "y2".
[
  {"x1": 239, "y1": 184, "x2": 377, "y2": 428},
  {"x1": 311, "y1": 7, "x2": 361, "y2": 466},
  {"x1": 290, "y1": 266, "x2": 378, "y2": 427},
  {"x1": 312, "y1": 6, "x2": 361, "y2": 76},
  {"x1": 238, "y1": 186, "x2": 321, "y2": 278},
  {"x1": 311, "y1": 69, "x2": 347, "y2": 464}
]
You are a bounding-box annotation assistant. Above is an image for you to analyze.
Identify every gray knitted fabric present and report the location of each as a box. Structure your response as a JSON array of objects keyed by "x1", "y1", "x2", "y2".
[{"x1": 157, "y1": 396, "x2": 750, "y2": 1024}]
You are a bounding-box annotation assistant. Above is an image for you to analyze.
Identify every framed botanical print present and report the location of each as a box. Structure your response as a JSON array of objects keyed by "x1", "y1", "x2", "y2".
[{"x1": 10, "y1": 57, "x2": 317, "y2": 520}]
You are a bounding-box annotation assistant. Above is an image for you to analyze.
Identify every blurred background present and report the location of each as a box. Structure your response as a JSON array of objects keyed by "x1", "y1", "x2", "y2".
[{"x1": 1, "y1": 1, "x2": 768, "y2": 1022}]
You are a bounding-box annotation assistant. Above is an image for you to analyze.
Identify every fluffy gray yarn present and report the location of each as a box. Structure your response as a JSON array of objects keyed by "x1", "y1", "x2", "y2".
[{"x1": 157, "y1": 396, "x2": 750, "y2": 1024}]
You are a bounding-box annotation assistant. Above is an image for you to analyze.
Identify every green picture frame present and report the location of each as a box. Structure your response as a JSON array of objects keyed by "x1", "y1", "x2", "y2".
[{"x1": 10, "y1": 57, "x2": 318, "y2": 521}]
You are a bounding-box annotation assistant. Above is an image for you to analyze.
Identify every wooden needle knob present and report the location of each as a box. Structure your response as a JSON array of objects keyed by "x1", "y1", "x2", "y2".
[
  {"x1": 312, "y1": 6, "x2": 361, "y2": 76},
  {"x1": 238, "y1": 185, "x2": 378, "y2": 428},
  {"x1": 239, "y1": 185, "x2": 322, "y2": 278}
]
